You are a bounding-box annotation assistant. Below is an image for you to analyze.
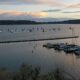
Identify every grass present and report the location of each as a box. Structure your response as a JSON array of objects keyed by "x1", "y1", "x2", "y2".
[{"x1": 0, "y1": 64, "x2": 77, "y2": 80}]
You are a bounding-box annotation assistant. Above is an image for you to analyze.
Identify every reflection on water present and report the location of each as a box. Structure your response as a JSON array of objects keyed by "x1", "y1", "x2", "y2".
[
  {"x1": 0, "y1": 38, "x2": 80, "y2": 76},
  {"x1": 0, "y1": 24, "x2": 80, "y2": 79}
]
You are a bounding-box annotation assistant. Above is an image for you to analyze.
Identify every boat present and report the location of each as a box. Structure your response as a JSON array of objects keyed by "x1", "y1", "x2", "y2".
[
  {"x1": 53, "y1": 43, "x2": 67, "y2": 50},
  {"x1": 43, "y1": 43, "x2": 66, "y2": 50},
  {"x1": 43, "y1": 43, "x2": 57, "y2": 49},
  {"x1": 63, "y1": 44, "x2": 79, "y2": 53},
  {"x1": 74, "y1": 48, "x2": 80, "y2": 55}
]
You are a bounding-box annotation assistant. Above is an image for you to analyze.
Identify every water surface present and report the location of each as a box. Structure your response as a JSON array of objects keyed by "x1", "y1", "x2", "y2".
[{"x1": 0, "y1": 24, "x2": 80, "y2": 79}]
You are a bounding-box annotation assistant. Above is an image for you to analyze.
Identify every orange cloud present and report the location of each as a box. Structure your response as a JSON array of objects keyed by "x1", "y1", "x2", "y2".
[
  {"x1": 0, "y1": 10, "x2": 48, "y2": 18},
  {"x1": 0, "y1": 10, "x2": 23, "y2": 15},
  {"x1": 27, "y1": 12, "x2": 48, "y2": 17}
]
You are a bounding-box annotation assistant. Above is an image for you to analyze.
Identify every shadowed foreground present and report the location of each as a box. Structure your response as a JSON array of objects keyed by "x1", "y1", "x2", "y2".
[{"x1": 0, "y1": 64, "x2": 77, "y2": 80}]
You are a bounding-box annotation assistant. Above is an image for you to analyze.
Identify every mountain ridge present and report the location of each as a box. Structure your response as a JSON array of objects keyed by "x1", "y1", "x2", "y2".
[{"x1": 0, "y1": 19, "x2": 80, "y2": 25}]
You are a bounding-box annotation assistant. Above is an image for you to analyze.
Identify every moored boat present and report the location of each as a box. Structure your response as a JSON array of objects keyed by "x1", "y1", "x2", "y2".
[
  {"x1": 43, "y1": 43, "x2": 55, "y2": 49},
  {"x1": 63, "y1": 44, "x2": 79, "y2": 53},
  {"x1": 74, "y1": 48, "x2": 80, "y2": 55},
  {"x1": 53, "y1": 43, "x2": 67, "y2": 50},
  {"x1": 43, "y1": 43, "x2": 66, "y2": 50}
]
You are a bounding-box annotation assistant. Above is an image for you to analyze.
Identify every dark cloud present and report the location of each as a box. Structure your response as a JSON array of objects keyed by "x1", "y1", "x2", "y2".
[
  {"x1": 0, "y1": 0, "x2": 63, "y2": 6},
  {"x1": 42, "y1": 9, "x2": 61, "y2": 12},
  {"x1": 63, "y1": 11, "x2": 80, "y2": 13}
]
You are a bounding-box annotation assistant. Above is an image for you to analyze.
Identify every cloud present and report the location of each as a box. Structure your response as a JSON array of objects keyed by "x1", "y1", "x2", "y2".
[
  {"x1": 0, "y1": 10, "x2": 48, "y2": 20},
  {"x1": 74, "y1": 14, "x2": 80, "y2": 17},
  {"x1": 0, "y1": 0, "x2": 64, "y2": 7},
  {"x1": 63, "y1": 11, "x2": 80, "y2": 13},
  {"x1": 0, "y1": 10, "x2": 70, "y2": 21},
  {"x1": 42, "y1": 9, "x2": 61, "y2": 12},
  {"x1": 20, "y1": 0, "x2": 63, "y2": 5},
  {"x1": 0, "y1": 0, "x2": 19, "y2": 4},
  {"x1": 66, "y1": 3, "x2": 80, "y2": 8},
  {"x1": 0, "y1": 0, "x2": 80, "y2": 9}
]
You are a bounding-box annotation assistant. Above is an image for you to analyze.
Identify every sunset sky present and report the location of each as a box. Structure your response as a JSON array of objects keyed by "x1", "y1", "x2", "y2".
[{"x1": 0, "y1": 0, "x2": 80, "y2": 21}]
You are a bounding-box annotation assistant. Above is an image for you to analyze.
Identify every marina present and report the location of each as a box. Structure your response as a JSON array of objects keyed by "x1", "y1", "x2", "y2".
[
  {"x1": 43, "y1": 43, "x2": 80, "y2": 55},
  {"x1": 0, "y1": 0, "x2": 80, "y2": 79}
]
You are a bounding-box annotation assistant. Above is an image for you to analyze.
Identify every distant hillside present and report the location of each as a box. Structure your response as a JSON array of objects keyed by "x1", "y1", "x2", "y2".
[
  {"x1": 0, "y1": 20, "x2": 37, "y2": 25},
  {"x1": 0, "y1": 19, "x2": 80, "y2": 25},
  {"x1": 39, "y1": 19, "x2": 80, "y2": 24},
  {"x1": 56, "y1": 19, "x2": 80, "y2": 24}
]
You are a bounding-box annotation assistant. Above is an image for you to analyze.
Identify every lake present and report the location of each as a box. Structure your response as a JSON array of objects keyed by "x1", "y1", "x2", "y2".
[{"x1": 0, "y1": 24, "x2": 80, "y2": 79}]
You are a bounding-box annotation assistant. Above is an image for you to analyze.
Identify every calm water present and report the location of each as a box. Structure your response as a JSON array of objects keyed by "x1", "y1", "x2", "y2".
[{"x1": 0, "y1": 24, "x2": 80, "y2": 79}]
